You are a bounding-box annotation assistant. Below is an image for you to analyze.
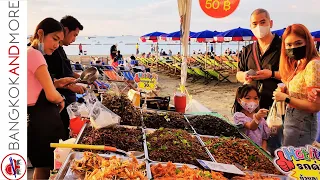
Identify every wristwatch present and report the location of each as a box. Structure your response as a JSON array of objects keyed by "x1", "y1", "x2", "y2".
[
  {"x1": 271, "y1": 70, "x2": 275, "y2": 78},
  {"x1": 285, "y1": 96, "x2": 291, "y2": 104},
  {"x1": 58, "y1": 95, "x2": 66, "y2": 105}
]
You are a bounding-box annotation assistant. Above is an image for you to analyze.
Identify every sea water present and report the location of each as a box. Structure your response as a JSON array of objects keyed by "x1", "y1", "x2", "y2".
[{"x1": 63, "y1": 36, "x2": 248, "y2": 56}]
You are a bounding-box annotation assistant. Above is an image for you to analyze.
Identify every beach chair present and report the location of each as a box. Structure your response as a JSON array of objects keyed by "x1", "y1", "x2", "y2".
[
  {"x1": 191, "y1": 66, "x2": 210, "y2": 84},
  {"x1": 205, "y1": 69, "x2": 231, "y2": 86},
  {"x1": 130, "y1": 60, "x2": 138, "y2": 66},
  {"x1": 118, "y1": 60, "x2": 124, "y2": 65},
  {"x1": 95, "y1": 81, "x2": 110, "y2": 89},
  {"x1": 103, "y1": 68, "x2": 136, "y2": 92},
  {"x1": 121, "y1": 70, "x2": 135, "y2": 81}
]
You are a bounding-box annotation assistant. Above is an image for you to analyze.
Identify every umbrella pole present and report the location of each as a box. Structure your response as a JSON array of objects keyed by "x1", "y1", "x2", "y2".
[
  {"x1": 205, "y1": 42, "x2": 207, "y2": 69},
  {"x1": 156, "y1": 42, "x2": 159, "y2": 71},
  {"x1": 189, "y1": 41, "x2": 191, "y2": 57},
  {"x1": 220, "y1": 43, "x2": 223, "y2": 63}
]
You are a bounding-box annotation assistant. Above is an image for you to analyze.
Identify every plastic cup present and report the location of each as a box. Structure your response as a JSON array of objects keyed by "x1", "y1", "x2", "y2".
[{"x1": 277, "y1": 83, "x2": 286, "y2": 92}]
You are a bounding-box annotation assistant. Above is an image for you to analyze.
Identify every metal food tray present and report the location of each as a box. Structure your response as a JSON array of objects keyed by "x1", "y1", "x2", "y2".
[
  {"x1": 141, "y1": 111, "x2": 194, "y2": 133},
  {"x1": 143, "y1": 128, "x2": 215, "y2": 165},
  {"x1": 240, "y1": 171, "x2": 288, "y2": 180},
  {"x1": 73, "y1": 123, "x2": 145, "y2": 158},
  {"x1": 144, "y1": 108, "x2": 193, "y2": 116},
  {"x1": 197, "y1": 135, "x2": 285, "y2": 177},
  {"x1": 147, "y1": 161, "x2": 199, "y2": 180},
  {"x1": 184, "y1": 114, "x2": 246, "y2": 139},
  {"x1": 55, "y1": 152, "x2": 147, "y2": 180}
]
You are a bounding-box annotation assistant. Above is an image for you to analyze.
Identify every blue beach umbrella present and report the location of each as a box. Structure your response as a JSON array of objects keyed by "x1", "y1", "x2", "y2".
[
  {"x1": 191, "y1": 30, "x2": 221, "y2": 42},
  {"x1": 214, "y1": 27, "x2": 255, "y2": 42},
  {"x1": 140, "y1": 31, "x2": 167, "y2": 41},
  {"x1": 311, "y1": 30, "x2": 320, "y2": 41},
  {"x1": 166, "y1": 30, "x2": 196, "y2": 40}
]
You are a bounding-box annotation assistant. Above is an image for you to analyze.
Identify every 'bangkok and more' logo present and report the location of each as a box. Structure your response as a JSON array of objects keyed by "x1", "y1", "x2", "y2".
[
  {"x1": 1, "y1": 154, "x2": 26, "y2": 180},
  {"x1": 273, "y1": 145, "x2": 320, "y2": 180}
]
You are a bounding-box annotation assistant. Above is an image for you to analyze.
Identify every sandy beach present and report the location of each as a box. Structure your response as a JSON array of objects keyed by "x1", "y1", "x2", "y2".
[{"x1": 155, "y1": 72, "x2": 240, "y2": 121}]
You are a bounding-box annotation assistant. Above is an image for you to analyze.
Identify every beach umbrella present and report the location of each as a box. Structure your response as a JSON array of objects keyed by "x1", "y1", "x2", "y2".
[
  {"x1": 311, "y1": 30, "x2": 320, "y2": 41},
  {"x1": 140, "y1": 31, "x2": 167, "y2": 41},
  {"x1": 272, "y1": 28, "x2": 286, "y2": 37},
  {"x1": 214, "y1": 27, "x2": 255, "y2": 42},
  {"x1": 214, "y1": 27, "x2": 255, "y2": 56},
  {"x1": 191, "y1": 30, "x2": 221, "y2": 42},
  {"x1": 165, "y1": 30, "x2": 196, "y2": 41},
  {"x1": 178, "y1": 0, "x2": 192, "y2": 89}
]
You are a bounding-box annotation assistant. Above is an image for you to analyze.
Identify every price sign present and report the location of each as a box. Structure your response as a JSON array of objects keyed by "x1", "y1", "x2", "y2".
[
  {"x1": 199, "y1": 0, "x2": 240, "y2": 18},
  {"x1": 197, "y1": 159, "x2": 245, "y2": 175},
  {"x1": 134, "y1": 72, "x2": 158, "y2": 92}
]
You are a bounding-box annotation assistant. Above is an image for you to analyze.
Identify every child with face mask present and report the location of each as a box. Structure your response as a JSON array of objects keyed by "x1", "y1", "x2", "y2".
[{"x1": 233, "y1": 85, "x2": 270, "y2": 150}]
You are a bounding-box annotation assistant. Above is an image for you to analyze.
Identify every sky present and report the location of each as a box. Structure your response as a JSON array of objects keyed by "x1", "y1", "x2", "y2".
[{"x1": 27, "y1": 0, "x2": 320, "y2": 36}]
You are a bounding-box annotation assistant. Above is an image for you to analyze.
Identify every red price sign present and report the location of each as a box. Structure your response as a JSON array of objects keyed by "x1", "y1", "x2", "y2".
[{"x1": 199, "y1": 0, "x2": 240, "y2": 18}]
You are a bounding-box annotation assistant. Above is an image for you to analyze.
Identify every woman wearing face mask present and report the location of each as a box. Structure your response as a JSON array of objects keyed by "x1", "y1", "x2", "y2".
[
  {"x1": 273, "y1": 24, "x2": 320, "y2": 147},
  {"x1": 233, "y1": 85, "x2": 270, "y2": 150},
  {"x1": 28, "y1": 18, "x2": 76, "y2": 179}
]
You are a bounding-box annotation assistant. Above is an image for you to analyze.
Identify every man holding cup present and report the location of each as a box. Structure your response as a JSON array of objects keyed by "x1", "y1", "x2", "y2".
[{"x1": 237, "y1": 8, "x2": 282, "y2": 155}]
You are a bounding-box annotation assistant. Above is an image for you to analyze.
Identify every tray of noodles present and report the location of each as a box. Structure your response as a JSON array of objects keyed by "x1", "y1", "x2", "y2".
[{"x1": 55, "y1": 152, "x2": 147, "y2": 180}]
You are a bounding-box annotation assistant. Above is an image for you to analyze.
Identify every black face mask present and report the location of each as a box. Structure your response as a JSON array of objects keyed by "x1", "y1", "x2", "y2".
[{"x1": 285, "y1": 46, "x2": 306, "y2": 60}]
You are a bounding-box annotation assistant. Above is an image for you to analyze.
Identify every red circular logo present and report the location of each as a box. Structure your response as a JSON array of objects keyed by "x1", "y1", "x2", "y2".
[
  {"x1": 1, "y1": 154, "x2": 27, "y2": 180},
  {"x1": 199, "y1": 0, "x2": 240, "y2": 18}
]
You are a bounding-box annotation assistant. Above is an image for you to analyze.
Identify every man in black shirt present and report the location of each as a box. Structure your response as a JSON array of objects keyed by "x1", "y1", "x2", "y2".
[
  {"x1": 236, "y1": 9, "x2": 282, "y2": 155},
  {"x1": 44, "y1": 15, "x2": 86, "y2": 139},
  {"x1": 110, "y1": 44, "x2": 117, "y2": 61}
]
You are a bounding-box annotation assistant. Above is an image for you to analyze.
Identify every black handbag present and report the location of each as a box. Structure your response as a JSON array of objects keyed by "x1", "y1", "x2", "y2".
[{"x1": 140, "y1": 96, "x2": 170, "y2": 110}]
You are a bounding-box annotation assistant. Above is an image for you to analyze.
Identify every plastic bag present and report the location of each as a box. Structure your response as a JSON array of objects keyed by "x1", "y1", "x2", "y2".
[
  {"x1": 89, "y1": 101, "x2": 120, "y2": 129},
  {"x1": 106, "y1": 83, "x2": 120, "y2": 96},
  {"x1": 54, "y1": 138, "x2": 76, "y2": 169},
  {"x1": 186, "y1": 99, "x2": 212, "y2": 113},
  {"x1": 266, "y1": 101, "x2": 283, "y2": 135},
  {"x1": 67, "y1": 102, "x2": 90, "y2": 119},
  {"x1": 84, "y1": 92, "x2": 99, "y2": 107}
]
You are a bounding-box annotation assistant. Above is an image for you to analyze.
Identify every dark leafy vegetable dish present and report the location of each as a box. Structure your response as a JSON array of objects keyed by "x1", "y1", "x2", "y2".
[
  {"x1": 101, "y1": 93, "x2": 141, "y2": 126},
  {"x1": 202, "y1": 137, "x2": 281, "y2": 175},
  {"x1": 147, "y1": 128, "x2": 210, "y2": 166},
  {"x1": 77, "y1": 126, "x2": 143, "y2": 153},
  {"x1": 143, "y1": 112, "x2": 192, "y2": 132},
  {"x1": 188, "y1": 115, "x2": 243, "y2": 138}
]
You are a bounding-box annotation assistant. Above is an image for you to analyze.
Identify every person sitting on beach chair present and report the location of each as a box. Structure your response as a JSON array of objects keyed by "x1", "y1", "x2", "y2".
[{"x1": 74, "y1": 62, "x2": 83, "y2": 71}]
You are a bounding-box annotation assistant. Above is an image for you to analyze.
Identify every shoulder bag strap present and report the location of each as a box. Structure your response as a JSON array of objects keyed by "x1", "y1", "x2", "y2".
[{"x1": 252, "y1": 42, "x2": 262, "y2": 71}]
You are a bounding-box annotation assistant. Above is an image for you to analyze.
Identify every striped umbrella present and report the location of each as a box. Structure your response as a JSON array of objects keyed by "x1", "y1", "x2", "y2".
[
  {"x1": 165, "y1": 30, "x2": 196, "y2": 41},
  {"x1": 311, "y1": 30, "x2": 320, "y2": 41},
  {"x1": 191, "y1": 30, "x2": 221, "y2": 42},
  {"x1": 140, "y1": 31, "x2": 167, "y2": 42},
  {"x1": 214, "y1": 27, "x2": 255, "y2": 42}
]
